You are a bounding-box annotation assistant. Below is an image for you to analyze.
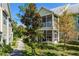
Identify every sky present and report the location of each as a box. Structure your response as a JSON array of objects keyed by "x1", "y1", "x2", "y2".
[{"x1": 10, "y1": 3, "x2": 65, "y2": 25}]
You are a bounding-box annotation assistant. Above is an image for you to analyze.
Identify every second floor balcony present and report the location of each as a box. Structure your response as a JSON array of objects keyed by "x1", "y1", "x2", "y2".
[{"x1": 42, "y1": 14, "x2": 52, "y2": 27}]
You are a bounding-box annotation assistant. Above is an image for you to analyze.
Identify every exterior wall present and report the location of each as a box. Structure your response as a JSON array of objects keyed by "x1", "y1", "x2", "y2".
[
  {"x1": 39, "y1": 8, "x2": 53, "y2": 30},
  {"x1": 9, "y1": 20, "x2": 13, "y2": 44},
  {"x1": 0, "y1": 3, "x2": 13, "y2": 45},
  {"x1": 75, "y1": 15, "x2": 79, "y2": 31},
  {"x1": 39, "y1": 7, "x2": 59, "y2": 43},
  {"x1": 0, "y1": 7, "x2": 3, "y2": 44},
  {"x1": 0, "y1": 6, "x2": 2, "y2": 33},
  {"x1": 2, "y1": 11, "x2": 7, "y2": 44},
  {"x1": 1, "y1": 4, "x2": 9, "y2": 14},
  {"x1": 74, "y1": 15, "x2": 79, "y2": 41},
  {"x1": 0, "y1": 9, "x2": 1, "y2": 31},
  {"x1": 6, "y1": 17, "x2": 9, "y2": 45},
  {"x1": 38, "y1": 4, "x2": 79, "y2": 43},
  {"x1": 51, "y1": 4, "x2": 79, "y2": 41}
]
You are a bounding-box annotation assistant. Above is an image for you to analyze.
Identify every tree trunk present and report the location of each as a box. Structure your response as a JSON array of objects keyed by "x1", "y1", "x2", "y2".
[
  {"x1": 63, "y1": 34, "x2": 68, "y2": 51},
  {"x1": 64, "y1": 38, "x2": 66, "y2": 51},
  {"x1": 63, "y1": 33, "x2": 67, "y2": 51}
]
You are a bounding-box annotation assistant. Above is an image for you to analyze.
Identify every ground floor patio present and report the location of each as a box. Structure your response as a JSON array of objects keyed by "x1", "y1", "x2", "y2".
[{"x1": 38, "y1": 29, "x2": 59, "y2": 43}]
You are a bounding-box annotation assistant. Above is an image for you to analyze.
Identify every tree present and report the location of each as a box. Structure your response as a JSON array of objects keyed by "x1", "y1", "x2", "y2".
[
  {"x1": 56, "y1": 11, "x2": 77, "y2": 50},
  {"x1": 12, "y1": 19, "x2": 25, "y2": 39},
  {"x1": 11, "y1": 20, "x2": 18, "y2": 38},
  {"x1": 17, "y1": 25, "x2": 26, "y2": 38},
  {"x1": 17, "y1": 3, "x2": 43, "y2": 55}
]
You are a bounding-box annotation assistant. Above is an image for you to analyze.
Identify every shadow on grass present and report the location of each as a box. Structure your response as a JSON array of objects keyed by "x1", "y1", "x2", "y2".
[
  {"x1": 66, "y1": 45, "x2": 79, "y2": 51},
  {"x1": 57, "y1": 43, "x2": 79, "y2": 51},
  {"x1": 67, "y1": 41, "x2": 79, "y2": 45},
  {"x1": 69, "y1": 52, "x2": 79, "y2": 56},
  {"x1": 43, "y1": 52, "x2": 58, "y2": 56},
  {"x1": 37, "y1": 43, "x2": 58, "y2": 50},
  {"x1": 23, "y1": 42, "x2": 79, "y2": 56}
]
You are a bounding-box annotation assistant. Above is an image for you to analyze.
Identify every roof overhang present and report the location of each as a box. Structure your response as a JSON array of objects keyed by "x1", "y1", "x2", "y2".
[{"x1": 39, "y1": 7, "x2": 54, "y2": 16}]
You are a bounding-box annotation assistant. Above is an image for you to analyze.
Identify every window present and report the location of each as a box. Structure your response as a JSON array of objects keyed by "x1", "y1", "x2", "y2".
[
  {"x1": 0, "y1": 32, "x2": 2, "y2": 42},
  {"x1": 47, "y1": 30, "x2": 52, "y2": 41},
  {"x1": 78, "y1": 17, "x2": 79, "y2": 24},
  {"x1": 54, "y1": 31, "x2": 58, "y2": 38},
  {"x1": 54, "y1": 30, "x2": 58, "y2": 41},
  {"x1": 42, "y1": 14, "x2": 52, "y2": 27},
  {"x1": 78, "y1": 35, "x2": 79, "y2": 40},
  {"x1": 46, "y1": 22, "x2": 52, "y2": 27},
  {"x1": 47, "y1": 15, "x2": 52, "y2": 22},
  {"x1": 76, "y1": 16, "x2": 79, "y2": 24},
  {"x1": 46, "y1": 15, "x2": 52, "y2": 27},
  {"x1": 3, "y1": 11, "x2": 7, "y2": 25},
  {"x1": 3, "y1": 19, "x2": 7, "y2": 25},
  {"x1": 3, "y1": 39, "x2": 6, "y2": 45},
  {"x1": 42, "y1": 16, "x2": 46, "y2": 22},
  {"x1": 42, "y1": 16, "x2": 46, "y2": 27},
  {"x1": 42, "y1": 30, "x2": 52, "y2": 42},
  {"x1": 54, "y1": 33, "x2": 58, "y2": 38},
  {"x1": 0, "y1": 35, "x2": 1, "y2": 41}
]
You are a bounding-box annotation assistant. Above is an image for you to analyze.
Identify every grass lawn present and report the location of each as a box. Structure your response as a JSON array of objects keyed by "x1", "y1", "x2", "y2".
[{"x1": 22, "y1": 41, "x2": 79, "y2": 56}]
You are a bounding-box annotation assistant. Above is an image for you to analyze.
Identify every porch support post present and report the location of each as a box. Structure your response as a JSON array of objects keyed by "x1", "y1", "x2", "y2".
[
  {"x1": 46, "y1": 15, "x2": 47, "y2": 42},
  {"x1": 52, "y1": 14, "x2": 54, "y2": 42},
  {"x1": 6, "y1": 17, "x2": 9, "y2": 45},
  {"x1": 58, "y1": 17, "x2": 60, "y2": 42}
]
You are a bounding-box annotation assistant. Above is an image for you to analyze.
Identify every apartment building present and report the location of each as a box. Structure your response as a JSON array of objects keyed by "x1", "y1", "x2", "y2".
[
  {"x1": 39, "y1": 4, "x2": 79, "y2": 43},
  {"x1": 0, "y1": 3, "x2": 13, "y2": 45},
  {"x1": 39, "y1": 7, "x2": 59, "y2": 43}
]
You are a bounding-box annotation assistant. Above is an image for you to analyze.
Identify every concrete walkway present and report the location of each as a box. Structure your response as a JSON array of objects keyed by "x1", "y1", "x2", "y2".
[
  {"x1": 10, "y1": 49, "x2": 24, "y2": 56},
  {"x1": 17, "y1": 39, "x2": 25, "y2": 50},
  {"x1": 10, "y1": 39, "x2": 25, "y2": 56}
]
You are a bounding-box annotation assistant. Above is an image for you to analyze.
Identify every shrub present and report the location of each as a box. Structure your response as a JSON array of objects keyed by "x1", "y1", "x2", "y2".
[
  {"x1": 35, "y1": 48, "x2": 41, "y2": 56},
  {"x1": 23, "y1": 38, "x2": 29, "y2": 43},
  {"x1": 12, "y1": 37, "x2": 20, "y2": 48},
  {"x1": 40, "y1": 50, "x2": 65, "y2": 56},
  {"x1": 22, "y1": 44, "x2": 32, "y2": 56},
  {"x1": 0, "y1": 45, "x2": 13, "y2": 56},
  {"x1": 65, "y1": 50, "x2": 79, "y2": 56},
  {"x1": 2, "y1": 45, "x2": 13, "y2": 53}
]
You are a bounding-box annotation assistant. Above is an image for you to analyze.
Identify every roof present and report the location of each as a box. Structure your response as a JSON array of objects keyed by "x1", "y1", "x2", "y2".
[
  {"x1": 39, "y1": 4, "x2": 79, "y2": 16},
  {"x1": 50, "y1": 4, "x2": 79, "y2": 15},
  {"x1": 39, "y1": 7, "x2": 53, "y2": 13},
  {"x1": 39, "y1": 7, "x2": 57, "y2": 17}
]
